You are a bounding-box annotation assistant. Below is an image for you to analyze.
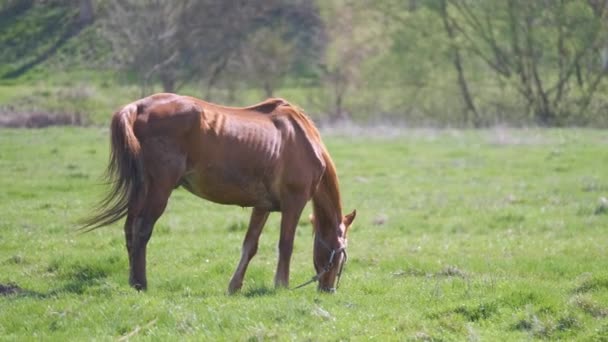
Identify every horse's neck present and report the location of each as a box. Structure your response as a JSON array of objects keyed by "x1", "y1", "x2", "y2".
[{"x1": 312, "y1": 165, "x2": 342, "y2": 237}]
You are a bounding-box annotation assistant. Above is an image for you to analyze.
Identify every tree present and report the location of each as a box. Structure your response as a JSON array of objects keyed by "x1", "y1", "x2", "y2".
[
  {"x1": 437, "y1": 0, "x2": 480, "y2": 126},
  {"x1": 317, "y1": 0, "x2": 379, "y2": 121},
  {"x1": 240, "y1": 24, "x2": 295, "y2": 98},
  {"x1": 101, "y1": 0, "x2": 279, "y2": 94},
  {"x1": 101, "y1": 0, "x2": 183, "y2": 93},
  {"x1": 444, "y1": 0, "x2": 608, "y2": 125},
  {"x1": 237, "y1": 0, "x2": 322, "y2": 98},
  {"x1": 376, "y1": 0, "x2": 608, "y2": 126}
]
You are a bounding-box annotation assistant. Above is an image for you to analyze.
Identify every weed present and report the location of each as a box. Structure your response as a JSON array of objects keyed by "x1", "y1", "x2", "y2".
[
  {"x1": 453, "y1": 302, "x2": 498, "y2": 322},
  {"x1": 574, "y1": 275, "x2": 608, "y2": 294}
]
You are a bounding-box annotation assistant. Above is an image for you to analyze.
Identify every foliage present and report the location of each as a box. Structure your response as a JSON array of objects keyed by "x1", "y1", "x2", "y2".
[
  {"x1": 236, "y1": 22, "x2": 296, "y2": 98},
  {"x1": 376, "y1": 0, "x2": 608, "y2": 126},
  {"x1": 446, "y1": 0, "x2": 608, "y2": 126},
  {"x1": 1, "y1": 127, "x2": 607, "y2": 339},
  {"x1": 0, "y1": 1, "x2": 75, "y2": 78},
  {"x1": 2, "y1": 1, "x2": 608, "y2": 126}
]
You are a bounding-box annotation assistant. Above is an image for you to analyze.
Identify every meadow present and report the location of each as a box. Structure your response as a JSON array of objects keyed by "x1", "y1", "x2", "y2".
[{"x1": 0, "y1": 126, "x2": 607, "y2": 340}]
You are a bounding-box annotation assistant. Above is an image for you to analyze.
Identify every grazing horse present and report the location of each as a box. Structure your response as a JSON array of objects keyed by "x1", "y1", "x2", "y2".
[{"x1": 82, "y1": 93, "x2": 356, "y2": 293}]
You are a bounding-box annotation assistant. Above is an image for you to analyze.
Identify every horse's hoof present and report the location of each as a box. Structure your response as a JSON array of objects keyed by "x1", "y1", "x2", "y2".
[
  {"x1": 318, "y1": 287, "x2": 336, "y2": 293},
  {"x1": 132, "y1": 283, "x2": 147, "y2": 291},
  {"x1": 227, "y1": 282, "x2": 242, "y2": 295}
]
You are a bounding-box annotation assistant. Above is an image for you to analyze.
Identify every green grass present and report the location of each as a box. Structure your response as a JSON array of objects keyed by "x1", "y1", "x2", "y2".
[{"x1": 1, "y1": 127, "x2": 607, "y2": 340}]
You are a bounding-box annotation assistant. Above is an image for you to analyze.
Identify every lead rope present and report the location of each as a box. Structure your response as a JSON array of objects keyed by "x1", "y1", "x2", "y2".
[
  {"x1": 334, "y1": 249, "x2": 347, "y2": 289},
  {"x1": 292, "y1": 248, "x2": 346, "y2": 291},
  {"x1": 291, "y1": 271, "x2": 323, "y2": 290}
]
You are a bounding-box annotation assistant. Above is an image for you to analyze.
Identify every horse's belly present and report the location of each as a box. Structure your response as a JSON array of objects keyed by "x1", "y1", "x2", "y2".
[{"x1": 179, "y1": 169, "x2": 278, "y2": 210}]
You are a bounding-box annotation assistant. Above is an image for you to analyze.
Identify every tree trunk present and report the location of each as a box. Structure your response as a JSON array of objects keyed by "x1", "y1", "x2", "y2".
[
  {"x1": 263, "y1": 81, "x2": 273, "y2": 98},
  {"x1": 522, "y1": 11, "x2": 554, "y2": 125},
  {"x1": 439, "y1": 0, "x2": 480, "y2": 127},
  {"x1": 331, "y1": 73, "x2": 349, "y2": 122},
  {"x1": 161, "y1": 74, "x2": 175, "y2": 93},
  {"x1": 334, "y1": 92, "x2": 344, "y2": 122},
  {"x1": 79, "y1": 0, "x2": 94, "y2": 27}
]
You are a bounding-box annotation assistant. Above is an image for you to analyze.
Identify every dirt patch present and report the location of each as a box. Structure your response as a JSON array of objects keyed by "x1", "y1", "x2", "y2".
[
  {"x1": 0, "y1": 283, "x2": 22, "y2": 296},
  {"x1": 0, "y1": 110, "x2": 86, "y2": 128}
]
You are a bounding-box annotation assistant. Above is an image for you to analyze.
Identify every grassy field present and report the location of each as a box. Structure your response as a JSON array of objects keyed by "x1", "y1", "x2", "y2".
[{"x1": 0, "y1": 127, "x2": 607, "y2": 340}]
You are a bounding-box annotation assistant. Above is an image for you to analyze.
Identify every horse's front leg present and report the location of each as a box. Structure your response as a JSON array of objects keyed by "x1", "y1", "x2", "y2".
[
  {"x1": 275, "y1": 198, "x2": 307, "y2": 288},
  {"x1": 228, "y1": 208, "x2": 270, "y2": 294}
]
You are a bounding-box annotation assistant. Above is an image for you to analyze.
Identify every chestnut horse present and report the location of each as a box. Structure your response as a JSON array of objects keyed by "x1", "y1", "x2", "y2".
[{"x1": 82, "y1": 93, "x2": 356, "y2": 293}]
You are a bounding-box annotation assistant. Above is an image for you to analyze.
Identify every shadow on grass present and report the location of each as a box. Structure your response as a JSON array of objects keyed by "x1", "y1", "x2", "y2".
[
  {"x1": 243, "y1": 285, "x2": 277, "y2": 298},
  {"x1": 0, "y1": 283, "x2": 23, "y2": 296},
  {"x1": 1, "y1": 262, "x2": 112, "y2": 299}
]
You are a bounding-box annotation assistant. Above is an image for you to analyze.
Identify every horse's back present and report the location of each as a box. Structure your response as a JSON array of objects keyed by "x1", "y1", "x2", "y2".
[
  {"x1": 125, "y1": 93, "x2": 326, "y2": 210},
  {"x1": 132, "y1": 93, "x2": 202, "y2": 139}
]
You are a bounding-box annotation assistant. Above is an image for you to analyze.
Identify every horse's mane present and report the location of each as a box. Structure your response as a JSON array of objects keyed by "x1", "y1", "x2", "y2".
[
  {"x1": 244, "y1": 98, "x2": 287, "y2": 114},
  {"x1": 279, "y1": 103, "x2": 343, "y2": 229}
]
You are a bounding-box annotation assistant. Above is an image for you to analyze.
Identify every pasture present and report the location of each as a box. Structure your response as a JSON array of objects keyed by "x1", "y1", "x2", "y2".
[{"x1": 0, "y1": 127, "x2": 607, "y2": 340}]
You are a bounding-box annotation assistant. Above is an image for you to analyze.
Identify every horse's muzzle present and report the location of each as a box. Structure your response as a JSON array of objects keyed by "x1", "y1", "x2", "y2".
[{"x1": 318, "y1": 286, "x2": 336, "y2": 293}]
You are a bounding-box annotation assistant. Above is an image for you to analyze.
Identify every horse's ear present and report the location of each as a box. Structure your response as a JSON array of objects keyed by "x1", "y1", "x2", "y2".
[
  {"x1": 309, "y1": 214, "x2": 317, "y2": 236},
  {"x1": 344, "y1": 209, "x2": 357, "y2": 227}
]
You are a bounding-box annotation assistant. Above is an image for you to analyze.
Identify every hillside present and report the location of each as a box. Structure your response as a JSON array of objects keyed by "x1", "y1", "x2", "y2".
[
  {"x1": 2, "y1": 1, "x2": 78, "y2": 78},
  {"x1": 1, "y1": 1, "x2": 608, "y2": 127}
]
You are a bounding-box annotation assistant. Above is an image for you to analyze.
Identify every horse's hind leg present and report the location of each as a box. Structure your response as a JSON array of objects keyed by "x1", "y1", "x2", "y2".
[
  {"x1": 124, "y1": 213, "x2": 135, "y2": 278},
  {"x1": 127, "y1": 141, "x2": 186, "y2": 290},
  {"x1": 128, "y1": 184, "x2": 173, "y2": 290},
  {"x1": 228, "y1": 207, "x2": 270, "y2": 294}
]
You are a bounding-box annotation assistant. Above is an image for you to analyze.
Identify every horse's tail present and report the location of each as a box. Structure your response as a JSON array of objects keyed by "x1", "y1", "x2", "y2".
[{"x1": 80, "y1": 103, "x2": 145, "y2": 231}]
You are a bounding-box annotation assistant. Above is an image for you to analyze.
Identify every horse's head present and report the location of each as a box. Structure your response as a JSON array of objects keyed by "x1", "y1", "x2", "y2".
[{"x1": 312, "y1": 209, "x2": 356, "y2": 292}]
